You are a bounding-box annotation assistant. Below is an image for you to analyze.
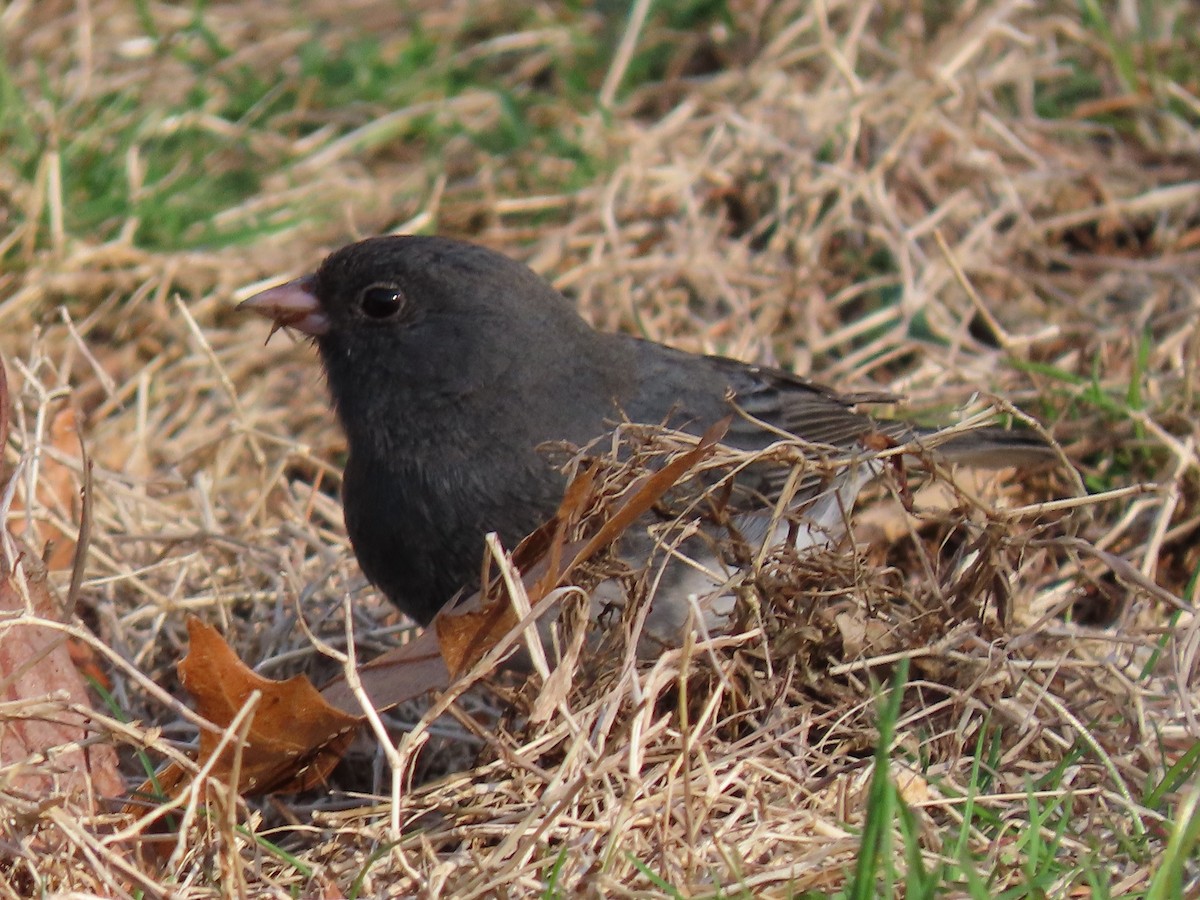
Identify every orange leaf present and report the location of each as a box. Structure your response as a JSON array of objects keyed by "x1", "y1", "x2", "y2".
[
  {"x1": 141, "y1": 618, "x2": 361, "y2": 799},
  {"x1": 9, "y1": 402, "x2": 82, "y2": 570},
  {"x1": 436, "y1": 595, "x2": 520, "y2": 680},
  {"x1": 0, "y1": 354, "x2": 8, "y2": 449},
  {"x1": 0, "y1": 355, "x2": 122, "y2": 803},
  {"x1": 319, "y1": 627, "x2": 450, "y2": 716}
]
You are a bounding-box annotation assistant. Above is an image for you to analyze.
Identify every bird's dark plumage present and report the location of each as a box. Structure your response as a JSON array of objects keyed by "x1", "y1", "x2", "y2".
[{"x1": 241, "y1": 235, "x2": 1056, "y2": 626}]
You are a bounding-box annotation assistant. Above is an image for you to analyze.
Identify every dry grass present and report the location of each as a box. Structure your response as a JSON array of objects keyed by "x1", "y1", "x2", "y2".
[{"x1": 1, "y1": 0, "x2": 1198, "y2": 896}]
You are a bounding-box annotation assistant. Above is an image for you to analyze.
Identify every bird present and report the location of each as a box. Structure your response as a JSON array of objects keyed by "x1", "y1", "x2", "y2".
[{"x1": 240, "y1": 235, "x2": 1056, "y2": 632}]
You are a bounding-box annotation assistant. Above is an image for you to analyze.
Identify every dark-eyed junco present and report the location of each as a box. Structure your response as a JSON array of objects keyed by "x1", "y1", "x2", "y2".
[{"x1": 241, "y1": 235, "x2": 1055, "y2": 628}]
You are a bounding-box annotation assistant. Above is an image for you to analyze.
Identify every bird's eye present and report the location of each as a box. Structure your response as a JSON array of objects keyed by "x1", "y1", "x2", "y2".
[{"x1": 358, "y1": 284, "x2": 405, "y2": 320}]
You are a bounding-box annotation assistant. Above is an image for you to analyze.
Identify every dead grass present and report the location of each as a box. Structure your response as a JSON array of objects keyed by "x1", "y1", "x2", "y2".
[{"x1": 1, "y1": 0, "x2": 1198, "y2": 896}]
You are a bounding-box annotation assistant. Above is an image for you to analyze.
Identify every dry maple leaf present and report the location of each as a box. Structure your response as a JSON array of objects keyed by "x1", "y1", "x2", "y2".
[{"x1": 138, "y1": 618, "x2": 361, "y2": 800}]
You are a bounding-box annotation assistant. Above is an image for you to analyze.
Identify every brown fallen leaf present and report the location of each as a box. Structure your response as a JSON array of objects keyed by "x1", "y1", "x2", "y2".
[
  {"x1": 434, "y1": 462, "x2": 600, "y2": 680},
  {"x1": 0, "y1": 549, "x2": 125, "y2": 802},
  {"x1": 138, "y1": 618, "x2": 361, "y2": 800},
  {"x1": 1, "y1": 357, "x2": 125, "y2": 808},
  {"x1": 833, "y1": 610, "x2": 892, "y2": 661},
  {"x1": 320, "y1": 627, "x2": 448, "y2": 718},
  {"x1": 0, "y1": 352, "x2": 123, "y2": 803},
  {"x1": 9, "y1": 401, "x2": 82, "y2": 571},
  {"x1": 0, "y1": 354, "x2": 8, "y2": 449},
  {"x1": 853, "y1": 467, "x2": 1019, "y2": 548}
]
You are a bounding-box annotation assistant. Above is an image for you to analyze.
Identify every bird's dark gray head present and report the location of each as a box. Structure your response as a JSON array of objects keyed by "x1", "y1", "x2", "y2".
[
  {"x1": 241, "y1": 234, "x2": 625, "y2": 454},
  {"x1": 313, "y1": 236, "x2": 582, "y2": 335},
  {"x1": 312, "y1": 235, "x2": 593, "y2": 397}
]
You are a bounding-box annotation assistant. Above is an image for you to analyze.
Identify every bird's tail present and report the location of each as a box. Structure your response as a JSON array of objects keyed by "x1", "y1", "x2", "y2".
[{"x1": 910, "y1": 424, "x2": 1060, "y2": 468}]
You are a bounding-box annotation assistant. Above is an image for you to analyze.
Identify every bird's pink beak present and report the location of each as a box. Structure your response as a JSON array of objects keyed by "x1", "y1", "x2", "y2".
[{"x1": 238, "y1": 275, "x2": 329, "y2": 337}]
